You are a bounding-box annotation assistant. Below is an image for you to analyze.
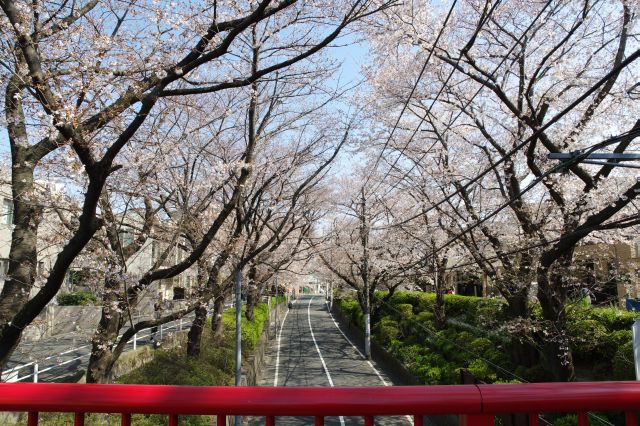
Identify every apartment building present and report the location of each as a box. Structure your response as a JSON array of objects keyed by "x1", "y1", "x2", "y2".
[
  {"x1": 0, "y1": 180, "x2": 198, "y2": 304},
  {"x1": 440, "y1": 240, "x2": 640, "y2": 307}
]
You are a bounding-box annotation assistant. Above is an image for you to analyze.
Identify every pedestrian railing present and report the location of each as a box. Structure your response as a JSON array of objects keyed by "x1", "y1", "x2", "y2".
[
  {"x1": 2, "y1": 315, "x2": 189, "y2": 383},
  {"x1": 0, "y1": 382, "x2": 638, "y2": 425}
]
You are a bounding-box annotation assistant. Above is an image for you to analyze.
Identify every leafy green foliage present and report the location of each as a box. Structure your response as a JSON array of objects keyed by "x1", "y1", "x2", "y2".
[
  {"x1": 613, "y1": 340, "x2": 635, "y2": 380},
  {"x1": 112, "y1": 303, "x2": 269, "y2": 426},
  {"x1": 56, "y1": 291, "x2": 99, "y2": 306},
  {"x1": 341, "y1": 291, "x2": 637, "y2": 385}
]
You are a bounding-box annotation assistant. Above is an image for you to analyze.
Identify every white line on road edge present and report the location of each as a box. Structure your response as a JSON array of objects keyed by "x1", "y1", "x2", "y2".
[
  {"x1": 326, "y1": 301, "x2": 388, "y2": 385},
  {"x1": 327, "y1": 301, "x2": 414, "y2": 425},
  {"x1": 309, "y1": 297, "x2": 345, "y2": 426},
  {"x1": 273, "y1": 305, "x2": 290, "y2": 387}
]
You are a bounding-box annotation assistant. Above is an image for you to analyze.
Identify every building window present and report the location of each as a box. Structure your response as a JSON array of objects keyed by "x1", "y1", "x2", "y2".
[
  {"x1": 119, "y1": 229, "x2": 134, "y2": 247},
  {"x1": 151, "y1": 241, "x2": 159, "y2": 262},
  {"x1": 173, "y1": 287, "x2": 185, "y2": 300},
  {"x1": 0, "y1": 259, "x2": 9, "y2": 286},
  {"x1": 3, "y1": 198, "x2": 13, "y2": 225}
]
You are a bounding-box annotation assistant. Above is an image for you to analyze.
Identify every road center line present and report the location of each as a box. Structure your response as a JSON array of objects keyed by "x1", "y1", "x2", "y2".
[
  {"x1": 273, "y1": 305, "x2": 290, "y2": 387},
  {"x1": 308, "y1": 297, "x2": 345, "y2": 426}
]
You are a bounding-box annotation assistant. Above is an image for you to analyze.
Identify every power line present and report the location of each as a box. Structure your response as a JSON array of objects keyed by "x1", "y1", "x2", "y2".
[
  {"x1": 382, "y1": 47, "x2": 640, "y2": 229},
  {"x1": 404, "y1": 211, "x2": 640, "y2": 276},
  {"x1": 361, "y1": 0, "x2": 460, "y2": 191},
  {"x1": 367, "y1": 0, "x2": 512, "y2": 200},
  {"x1": 369, "y1": 0, "x2": 552, "y2": 203},
  {"x1": 413, "y1": 127, "x2": 640, "y2": 268}
]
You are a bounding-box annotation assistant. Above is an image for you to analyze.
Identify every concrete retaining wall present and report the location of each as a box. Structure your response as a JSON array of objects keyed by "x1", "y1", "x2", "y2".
[{"x1": 22, "y1": 305, "x2": 102, "y2": 342}]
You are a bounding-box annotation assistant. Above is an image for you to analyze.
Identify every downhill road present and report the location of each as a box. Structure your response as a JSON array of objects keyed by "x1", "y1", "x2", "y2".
[{"x1": 248, "y1": 295, "x2": 411, "y2": 426}]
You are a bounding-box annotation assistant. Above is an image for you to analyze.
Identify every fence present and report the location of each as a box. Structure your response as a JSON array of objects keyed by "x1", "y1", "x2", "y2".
[
  {"x1": 2, "y1": 315, "x2": 189, "y2": 383},
  {"x1": 0, "y1": 381, "x2": 638, "y2": 425}
]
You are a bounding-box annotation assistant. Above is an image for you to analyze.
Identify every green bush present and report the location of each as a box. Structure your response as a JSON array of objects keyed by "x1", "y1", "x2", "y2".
[
  {"x1": 588, "y1": 307, "x2": 637, "y2": 331},
  {"x1": 567, "y1": 319, "x2": 608, "y2": 358},
  {"x1": 396, "y1": 303, "x2": 414, "y2": 317},
  {"x1": 341, "y1": 291, "x2": 637, "y2": 385},
  {"x1": 57, "y1": 291, "x2": 99, "y2": 306},
  {"x1": 226, "y1": 304, "x2": 268, "y2": 351},
  {"x1": 444, "y1": 295, "x2": 483, "y2": 320},
  {"x1": 467, "y1": 358, "x2": 497, "y2": 383},
  {"x1": 373, "y1": 317, "x2": 400, "y2": 347},
  {"x1": 340, "y1": 298, "x2": 363, "y2": 327},
  {"x1": 613, "y1": 340, "x2": 635, "y2": 380},
  {"x1": 117, "y1": 303, "x2": 271, "y2": 426},
  {"x1": 554, "y1": 414, "x2": 578, "y2": 426}
]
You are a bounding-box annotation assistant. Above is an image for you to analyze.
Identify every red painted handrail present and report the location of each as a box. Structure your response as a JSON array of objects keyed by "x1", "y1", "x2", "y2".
[{"x1": 0, "y1": 382, "x2": 639, "y2": 425}]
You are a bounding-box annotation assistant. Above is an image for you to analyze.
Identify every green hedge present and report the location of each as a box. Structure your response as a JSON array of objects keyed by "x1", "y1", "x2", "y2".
[
  {"x1": 56, "y1": 291, "x2": 99, "y2": 306},
  {"x1": 340, "y1": 291, "x2": 639, "y2": 385}
]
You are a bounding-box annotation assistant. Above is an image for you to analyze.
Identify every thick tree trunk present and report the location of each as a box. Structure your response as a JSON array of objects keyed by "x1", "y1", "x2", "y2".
[
  {"x1": 86, "y1": 318, "x2": 122, "y2": 383},
  {"x1": 245, "y1": 290, "x2": 258, "y2": 322},
  {"x1": 537, "y1": 257, "x2": 576, "y2": 381},
  {"x1": 86, "y1": 276, "x2": 125, "y2": 384},
  {"x1": 186, "y1": 303, "x2": 208, "y2": 357},
  {"x1": 245, "y1": 263, "x2": 259, "y2": 321},
  {"x1": 0, "y1": 74, "x2": 43, "y2": 371},
  {"x1": 211, "y1": 295, "x2": 226, "y2": 338},
  {"x1": 434, "y1": 261, "x2": 448, "y2": 330},
  {"x1": 504, "y1": 289, "x2": 537, "y2": 367}
]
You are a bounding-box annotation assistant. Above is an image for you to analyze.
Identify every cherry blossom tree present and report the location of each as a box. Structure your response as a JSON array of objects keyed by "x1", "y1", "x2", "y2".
[
  {"x1": 0, "y1": 0, "x2": 397, "y2": 372},
  {"x1": 361, "y1": 0, "x2": 640, "y2": 380}
]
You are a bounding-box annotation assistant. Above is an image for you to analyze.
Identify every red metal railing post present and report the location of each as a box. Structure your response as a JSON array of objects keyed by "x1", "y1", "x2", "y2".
[
  {"x1": 121, "y1": 413, "x2": 131, "y2": 426},
  {"x1": 460, "y1": 414, "x2": 493, "y2": 426},
  {"x1": 265, "y1": 415, "x2": 275, "y2": 426},
  {"x1": 2, "y1": 382, "x2": 640, "y2": 424},
  {"x1": 577, "y1": 412, "x2": 588, "y2": 426},
  {"x1": 315, "y1": 415, "x2": 324, "y2": 425}
]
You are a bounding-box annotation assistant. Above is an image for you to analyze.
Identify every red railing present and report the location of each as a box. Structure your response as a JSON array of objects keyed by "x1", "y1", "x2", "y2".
[{"x1": 0, "y1": 382, "x2": 639, "y2": 425}]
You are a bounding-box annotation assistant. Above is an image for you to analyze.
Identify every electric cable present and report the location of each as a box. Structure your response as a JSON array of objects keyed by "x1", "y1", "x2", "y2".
[
  {"x1": 378, "y1": 47, "x2": 640, "y2": 230},
  {"x1": 366, "y1": 0, "x2": 513, "y2": 200},
  {"x1": 402, "y1": 212, "x2": 640, "y2": 277},
  {"x1": 409, "y1": 127, "x2": 640, "y2": 269},
  {"x1": 368, "y1": 0, "x2": 552, "y2": 202}
]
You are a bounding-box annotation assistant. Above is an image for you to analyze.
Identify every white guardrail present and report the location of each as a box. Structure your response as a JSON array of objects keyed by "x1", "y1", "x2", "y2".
[{"x1": 2, "y1": 313, "x2": 194, "y2": 383}]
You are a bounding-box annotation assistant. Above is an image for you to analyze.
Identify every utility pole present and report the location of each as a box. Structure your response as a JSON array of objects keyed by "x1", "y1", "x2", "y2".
[
  {"x1": 329, "y1": 281, "x2": 333, "y2": 311},
  {"x1": 234, "y1": 270, "x2": 242, "y2": 426},
  {"x1": 361, "y1": 189, "x2": 371, "y2": 359},
  {"x1": 275, "y1": 275, "x2": 279, "y2": 333}
]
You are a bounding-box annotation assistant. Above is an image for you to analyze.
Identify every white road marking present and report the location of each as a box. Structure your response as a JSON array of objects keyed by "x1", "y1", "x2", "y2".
[
  {"x1": 326, "y1": 301, "x2": 388, "y2": 385},
  {"x1": 309, "y1": 297, "x2": 345, "y2": 426},
  {"x1": 327, "y1": 301, "x2": 414, "y2": 425},
  {"x1": 273, "y1": 305, "x2": 290, "y2": 387}
]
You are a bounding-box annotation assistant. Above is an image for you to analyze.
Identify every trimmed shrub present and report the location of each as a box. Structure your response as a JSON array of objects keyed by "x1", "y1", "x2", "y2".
[
  {"x1": 567, "y1": 319, "x2": 608, "y2": 360},
  {"x1": 373, "y1": 317, "x2": 400, "y2": 347},
  {"x1": 340, "y1": 298, "x2": 363, "y2": 327},
  {"x1": 57, "y1": 291, "x2": 99, "y2": 306},
  {"x1": 467, "y1": 358, "x2": 497, "y2": 383},
  {"x1": 613, "y1": 340, "x2": 635, "y2": 380}
]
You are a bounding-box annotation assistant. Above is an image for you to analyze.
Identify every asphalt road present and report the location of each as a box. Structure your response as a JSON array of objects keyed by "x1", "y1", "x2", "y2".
[
  {"x1": 3, "y1": 316, "x2": 189, "y2": 383},
  {"x1": 247, "y1": 295, "x2": 413, "y2": 426}
]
